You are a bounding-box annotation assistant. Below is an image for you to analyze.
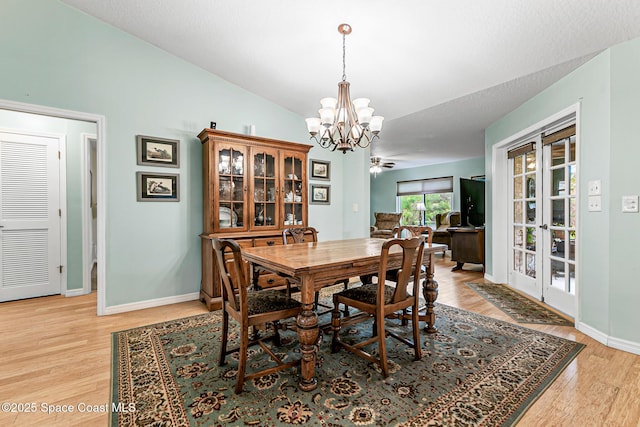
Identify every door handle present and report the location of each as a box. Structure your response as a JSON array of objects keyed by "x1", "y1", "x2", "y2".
[{"x1": 539, "y1": 224, "x2": 548, "y2": 230}]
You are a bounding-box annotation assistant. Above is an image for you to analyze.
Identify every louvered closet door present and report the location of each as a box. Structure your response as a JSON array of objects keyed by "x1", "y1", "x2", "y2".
[{"x1": 0, "y1": 131, "x2": 61, "y2": 301}]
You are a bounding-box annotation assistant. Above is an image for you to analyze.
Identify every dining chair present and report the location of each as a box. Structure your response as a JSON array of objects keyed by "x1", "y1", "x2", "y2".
[
  {"x1": 212, "y1": 238, "x2": 302, "y2": 394},
  {"x1": 330, "y1": 236, "x2": 425, "y2": 377},
  {"x1": 282, "y1": 227, "x2": 350, "y2": 316},
  {"x1": 362, "y1": 225, "x2": 433, "y2": 285}
]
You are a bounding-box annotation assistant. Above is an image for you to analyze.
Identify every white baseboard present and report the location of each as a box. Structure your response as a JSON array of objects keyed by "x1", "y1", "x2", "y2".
[
  {"x1": 483, "y1": 273, "x2": 495, "y2": 282},
  {"x1": 608, "y1": 335, "x2": 640, "y2": 356},
  {"x1": 576, "y1": 321, "x2": 608, "y2": 345},
  {"x1": 65, "y1": 288, "x2": 90, "y2": 297},
  {"x1": 577, "y1": 321, "x2": 640, "y2": 356},
  {"x1": 104, "y1": 292, "x2": 200, "y2": 315}
]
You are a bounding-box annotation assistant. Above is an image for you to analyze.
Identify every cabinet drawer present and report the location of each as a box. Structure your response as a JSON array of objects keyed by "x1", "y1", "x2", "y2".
[
  {"x1": 257, "y1": 273, "x2": 288, "y2": 289},
  {"x1": 253, "y1": 237, "x2": 283, "y2": 247},
  {"x1": 234, "y1": 239, "x2": 254, "y2": 249}
]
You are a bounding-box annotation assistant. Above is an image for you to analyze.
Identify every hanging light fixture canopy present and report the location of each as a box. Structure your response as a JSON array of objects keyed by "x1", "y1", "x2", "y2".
[{"x1": 305, "y1": 24, "x2": 384, "y2": 154}]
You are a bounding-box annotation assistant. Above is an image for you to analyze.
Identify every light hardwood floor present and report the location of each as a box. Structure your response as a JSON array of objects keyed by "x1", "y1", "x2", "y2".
[{"x1": 1, "y1": 256, "x2": 639, "y2": 426}]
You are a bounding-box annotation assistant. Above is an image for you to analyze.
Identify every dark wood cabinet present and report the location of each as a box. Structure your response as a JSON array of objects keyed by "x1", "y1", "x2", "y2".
[
  {"x1": 449, "y1": 227, "x2": 485, "y2": 272},
  {"x1": 198, "y1": 129, "x2": 311, "y2": 310}
]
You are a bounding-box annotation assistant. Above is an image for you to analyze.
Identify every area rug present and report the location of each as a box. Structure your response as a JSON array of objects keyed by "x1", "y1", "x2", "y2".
[
  {"x1": 111, "y1": 302, "x2": 584, "y2": 426},
  {"x1": 466, "y1": 282, "x2": 574, "y2": 326}
]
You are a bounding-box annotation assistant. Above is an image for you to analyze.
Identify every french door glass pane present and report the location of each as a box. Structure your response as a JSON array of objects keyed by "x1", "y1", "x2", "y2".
[
  {"x1": 514, "y1": 250, "x2": 523, "y2": 273},
  {"x1": 526, "y1": 202, "x2": 536, "y2": 224},
  {"x1": 514, "y1": 201, "x2": 523, "y2": 223},
  {"x1": 569, "y1": 198, "x2": 577, "y2": 228},
  {"x1": 514, "y1": 226, "x2": 524, "y2": 247},
  {"x1": 514, "y1": 156, "x2": 523, "y2": 174},
  {"x1": 552, "y1": 199, "x2": 565, "y2": 226},
  {"x1": 550, "y1": 259, "x2": 565, "y2": 288},
  {"x1": 552, "y1": 168, "x2": 565, "y2": 196},
  {"x1": 568, "y1": 263, "x2": 576, "y2": 293},
  {"x1": 569, "y1": 232, "x2": 576, "y2": 261},
  {"x1": 514, "y1": 176, "x2": 523, "y2": 199},
  {"x1": 526, "y1": 253, "x2": 536, "y2": 278},
  {"x1": 568, "y1": 165, "x2": 577, "y2": 195},
  {"x1": 526, "y1": 151, "x2": 536, "y2": 171},
  {"x1": 551, "y1": 143, "x2": 565, "y2": 166},
  {"x1": 526, "y1": 227, "x2": 536, "y2": 251},
  {"x1": 569, "y1": 138, "x2": 576, "y2": 162},
  {"x1": 553, "y1": 230, "x2": 566, "y2": 256},
  {"x1": 526, "y1": 174, "x2": 536, "y2": 198}
]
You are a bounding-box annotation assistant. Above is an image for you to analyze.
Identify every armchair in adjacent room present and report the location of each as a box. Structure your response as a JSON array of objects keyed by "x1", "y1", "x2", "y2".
[
  {"x1": 432, "y1": 211, "x2": 461, "y2": 254},
  {"x1": 369, "y1": 212, "x2": 402, "y2": 239}
]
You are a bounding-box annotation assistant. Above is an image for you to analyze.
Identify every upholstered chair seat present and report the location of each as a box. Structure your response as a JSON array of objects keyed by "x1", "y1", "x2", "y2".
[
  {"x1": 238, "y1": 290, "x2": 302, "y2": 316},
  {"x1": 334, "y1": 283, "x2": 395, "y2": 305}
]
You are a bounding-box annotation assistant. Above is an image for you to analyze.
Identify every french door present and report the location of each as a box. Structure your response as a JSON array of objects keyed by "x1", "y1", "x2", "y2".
[{"x1": 508, "y1": 124, "x2": 577, "y2": 317}]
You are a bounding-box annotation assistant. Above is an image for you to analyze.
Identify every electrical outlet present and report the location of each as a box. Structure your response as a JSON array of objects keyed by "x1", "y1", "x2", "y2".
[
  {"x1": 622, "y1": 195, "x2": 639, "y2": 213},
  {"x1": 588, "y1": 180, "x2": 601, "y2": 196},
  {"x1": 588, "y1": 195, "x2": 602, "y2": 212}
]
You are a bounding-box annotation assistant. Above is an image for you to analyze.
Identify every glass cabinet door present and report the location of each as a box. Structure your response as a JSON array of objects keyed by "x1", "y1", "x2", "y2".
[
  {"x1": 217, "y1": 146, "x2": 245, "y2": 230},
  {"x1": 282, "y1": 153, "x2": 305, "y2": 227},
  {"x1": 251, "y1": 148, "x2": 278, "y2": 229}
]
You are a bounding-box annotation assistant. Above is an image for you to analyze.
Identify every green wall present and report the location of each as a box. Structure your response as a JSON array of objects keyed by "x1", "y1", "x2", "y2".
[
  {"x1": 0, "y1": 0, "x2": 362, "y2": 308},
  {"x1": 486, "y1": 37, "x2": 640, "y2": 346},
  {"x1": 370, "y1": 157, "x2": 485, "y2": 223}
]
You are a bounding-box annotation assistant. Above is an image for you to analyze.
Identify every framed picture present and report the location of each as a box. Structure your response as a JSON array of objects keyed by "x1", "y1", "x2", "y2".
[
  {"x1": 310, "y1": 159, "x2": 330, "y2": 180},
  {"x1": 309, "y1": 183, "x2": 330, "y2": 205},
  {"x1": 137, "y1": 172, "x2": 180, "y2": 202},
  {"x1": 137, "y1": 135, "x2": 180, "y2": 168}
]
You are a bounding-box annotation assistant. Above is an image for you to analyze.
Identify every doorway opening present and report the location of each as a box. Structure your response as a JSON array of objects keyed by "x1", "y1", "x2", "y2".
[
  {"x1": 491, "y1": 104, "x2": 579, "y2": 319},
  {"x1": 0, "y1": 99, "x2": 106, "y2": 315}
]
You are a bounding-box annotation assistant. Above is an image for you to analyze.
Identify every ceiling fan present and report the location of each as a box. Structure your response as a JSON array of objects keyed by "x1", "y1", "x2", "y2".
[{"x1": 370, "y1": 156, "x2": 395, "y2": 176}]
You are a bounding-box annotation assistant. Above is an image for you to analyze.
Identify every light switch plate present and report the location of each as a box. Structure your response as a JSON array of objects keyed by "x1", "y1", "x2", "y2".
[
  {"x1": 588, "y1": 180, "x2": 601, "y2": 196},
  {"x1": 588, "y1": 195, "x2": 602, "y2": 212},
  {"x1": 622, "y1": 195, "x2": 639, "y2": 213}
]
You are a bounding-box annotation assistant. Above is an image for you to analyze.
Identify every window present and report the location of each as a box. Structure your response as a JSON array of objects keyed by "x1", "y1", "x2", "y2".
[{"x1": 396, "y1": 177, "x2": 453, "y2": 227}]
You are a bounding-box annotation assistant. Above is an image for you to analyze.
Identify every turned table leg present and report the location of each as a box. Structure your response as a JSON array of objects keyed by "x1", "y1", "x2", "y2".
[
  {"x1": 422, "y1": 252, "x2": 439, "y2": 333},
  {"x1": 296, "y1": 275, "x2": 319, "y2": 391}
]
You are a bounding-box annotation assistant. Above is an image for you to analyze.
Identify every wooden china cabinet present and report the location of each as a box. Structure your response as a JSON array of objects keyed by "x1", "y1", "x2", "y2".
[{"x1": 198, "y1": 129, "x2": 312, "y2": 310}]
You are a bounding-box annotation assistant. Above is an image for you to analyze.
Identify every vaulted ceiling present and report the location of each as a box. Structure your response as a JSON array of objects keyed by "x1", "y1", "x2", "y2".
[{"x1": 62, "y1": 0, "x2": 640, "y2": 169}]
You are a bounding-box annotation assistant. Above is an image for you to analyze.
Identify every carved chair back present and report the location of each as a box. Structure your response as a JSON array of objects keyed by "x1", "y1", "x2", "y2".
[
  {"x1": 282, "y1": 227, "x2": 318, "y2": 244},
  {"x1": 211, "y1": 238, "x2": 247, "y2": 315}
]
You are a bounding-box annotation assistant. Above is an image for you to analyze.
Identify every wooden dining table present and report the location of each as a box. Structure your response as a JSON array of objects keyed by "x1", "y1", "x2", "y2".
[{"x1": 242, "y1": 237, "x2": 446, "y2": 391}]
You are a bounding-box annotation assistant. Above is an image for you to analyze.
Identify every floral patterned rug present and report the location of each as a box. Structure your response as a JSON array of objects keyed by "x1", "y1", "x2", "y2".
[
  {"x1": 466, "y1": 282, "x2": 574, "y2": 326},
  {"x1": 111, "y1": 303, "x2": 583, "y2": 426}
]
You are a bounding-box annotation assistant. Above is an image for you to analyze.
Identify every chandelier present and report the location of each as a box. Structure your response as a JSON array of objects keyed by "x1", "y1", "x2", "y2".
[{"x1": 305, "y1": 24, "x2": 384, "y2": 154}]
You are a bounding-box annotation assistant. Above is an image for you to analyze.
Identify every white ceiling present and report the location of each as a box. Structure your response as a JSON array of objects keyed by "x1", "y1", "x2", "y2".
[{"x1": 62, "y1": 0, "x2": 640, "y2": 169}]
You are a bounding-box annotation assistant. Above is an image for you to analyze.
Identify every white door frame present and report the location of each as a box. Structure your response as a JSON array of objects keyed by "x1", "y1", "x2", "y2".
[
  {"x1": 81, "y1": 133, "x2": 96, "y2": 296},
  {"x1": 0, "y1": 99, "x2": 107, "y2": 316},
  {"x1": 491, "y1": 103, "x2": 580, "y2": 320}
]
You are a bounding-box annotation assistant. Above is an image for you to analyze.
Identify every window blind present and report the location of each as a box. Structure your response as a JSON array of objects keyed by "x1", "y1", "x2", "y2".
[
  {"x1": 507, "y1": 142, "x2": 535, "y2": 159},
  {"x1": 542, "y1": 124, "x2": 576, "y2": 146},
  {"x1": 396, "y1": 176, "x2": 453, "y2": 196}
]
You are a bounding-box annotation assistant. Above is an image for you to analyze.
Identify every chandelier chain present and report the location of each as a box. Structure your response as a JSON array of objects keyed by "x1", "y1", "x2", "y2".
[{"x1": 342, "y1": 31, "x2": 347, "y2": 82}]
